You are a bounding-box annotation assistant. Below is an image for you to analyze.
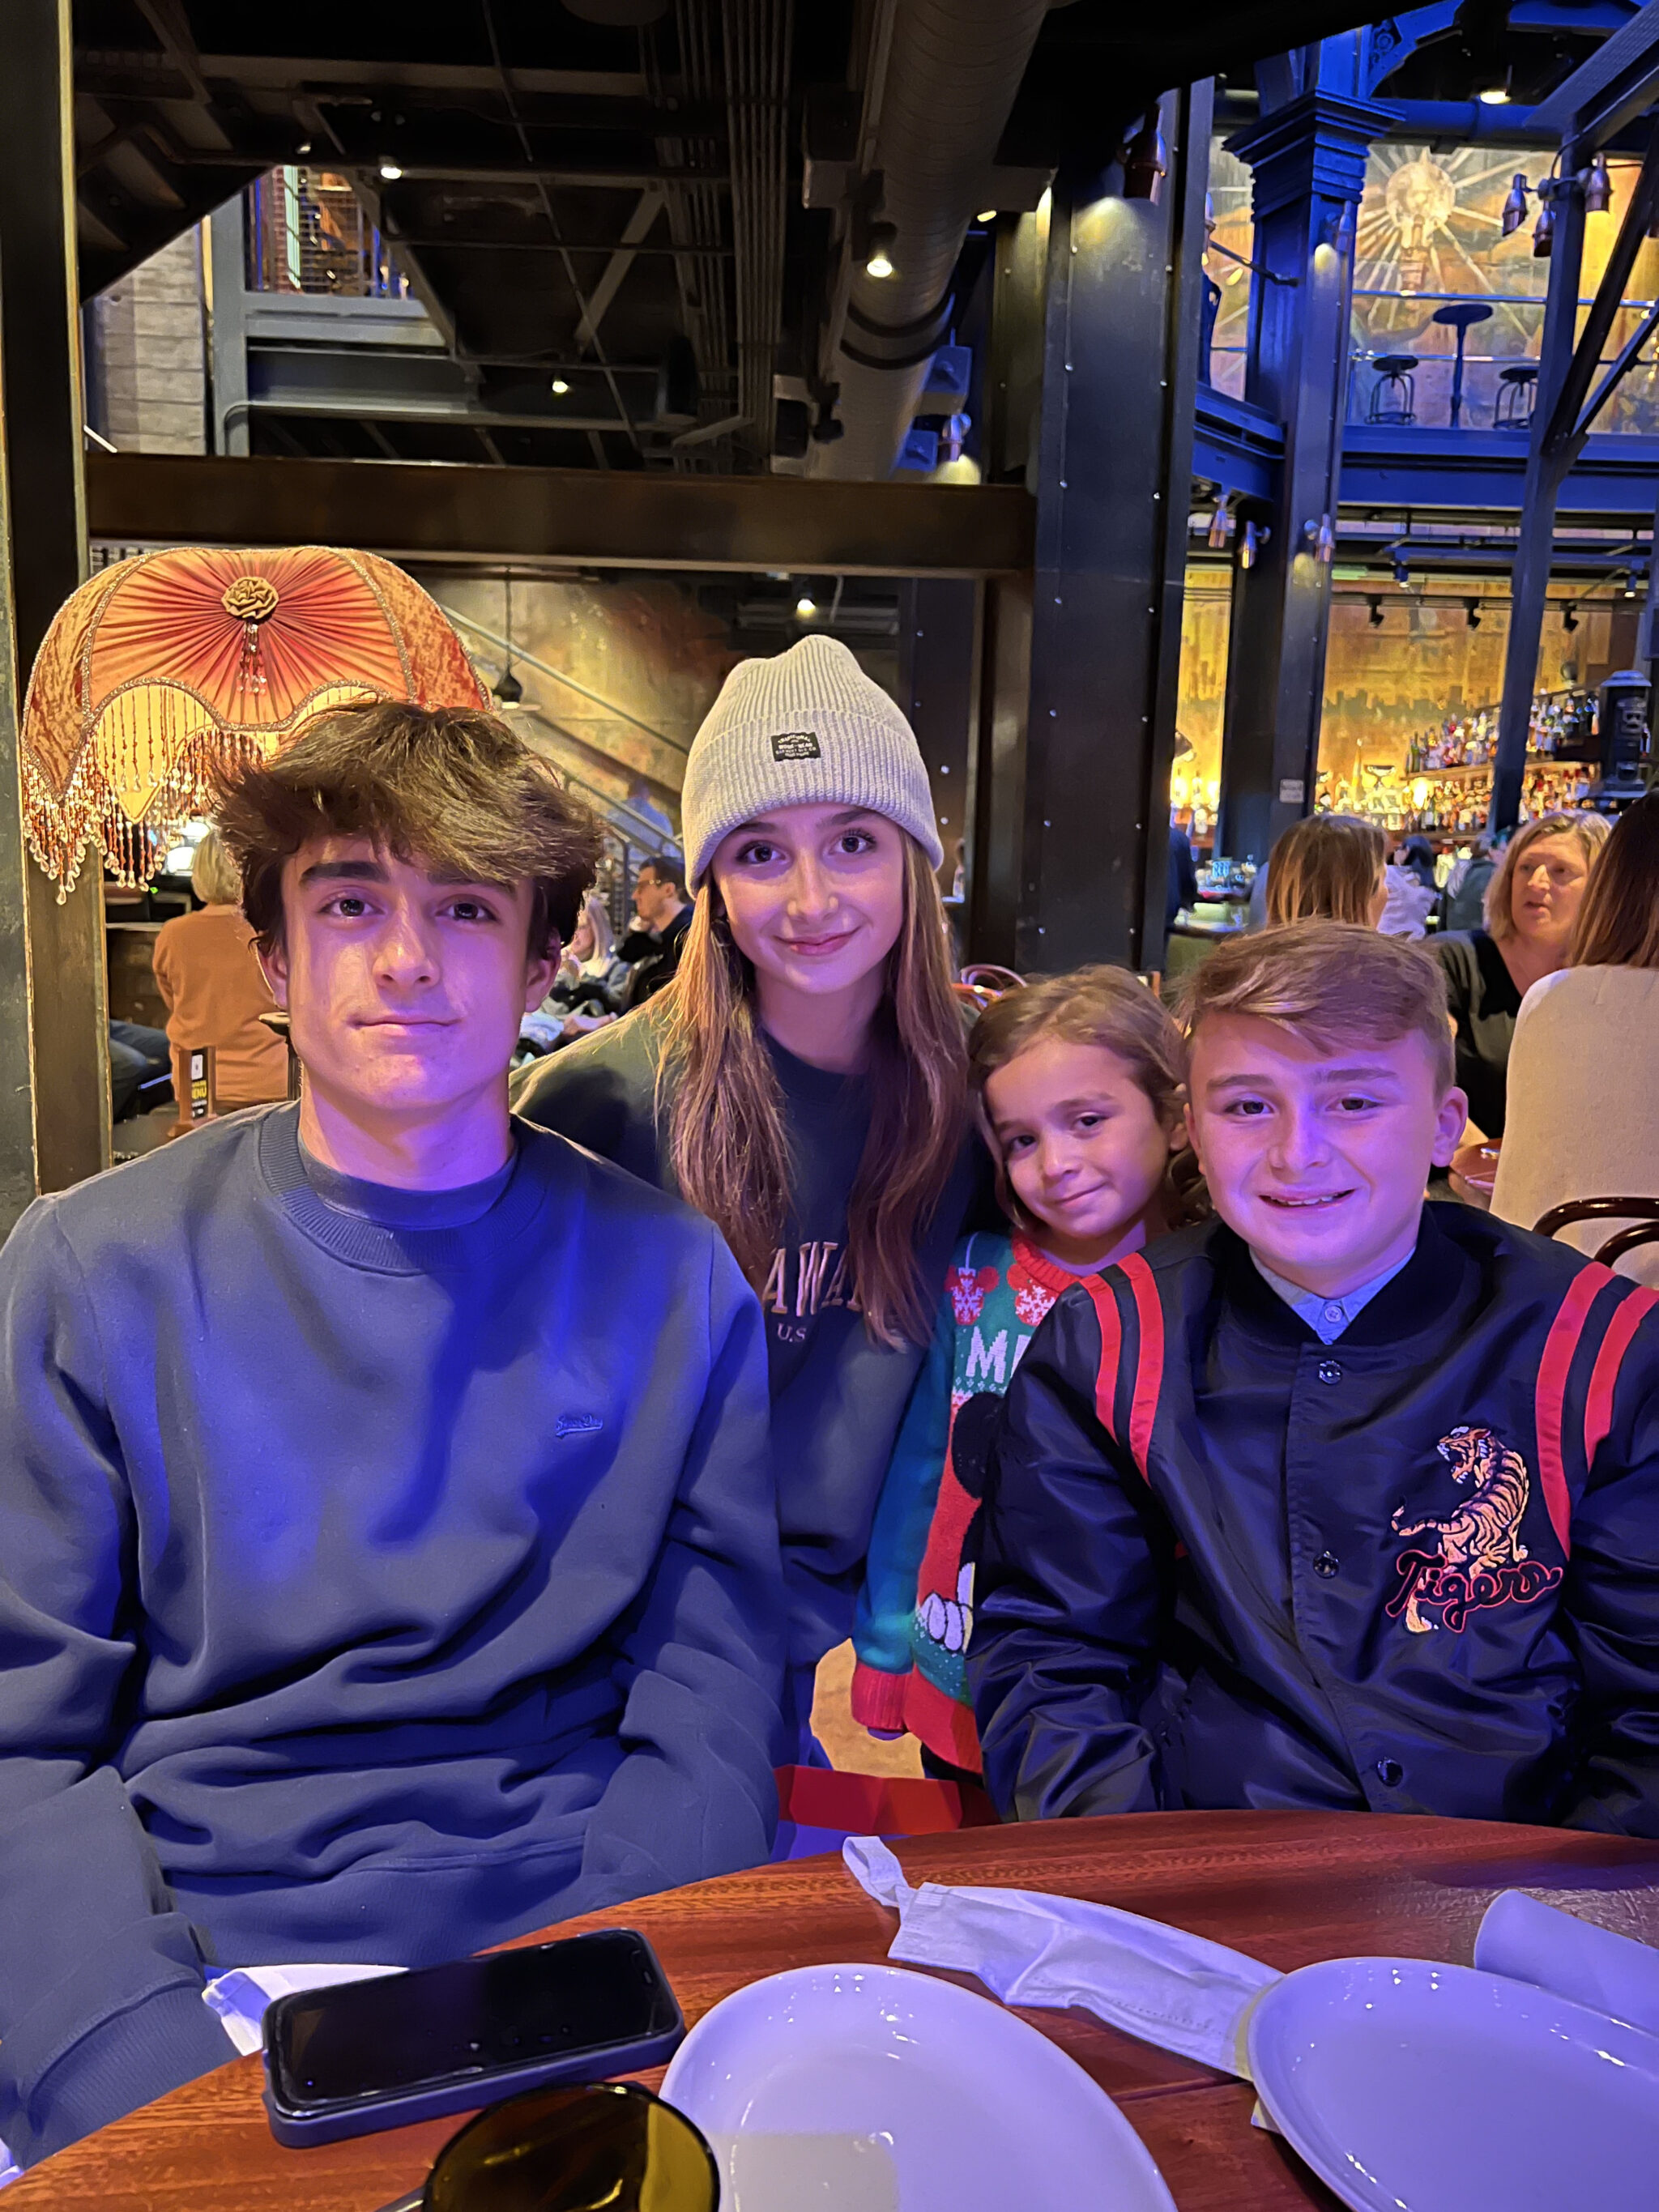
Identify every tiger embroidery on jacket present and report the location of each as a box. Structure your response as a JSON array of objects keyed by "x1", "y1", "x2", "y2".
[{"x1": 1386, "y1": 1424, "x2": 1563, "y2": 1635}]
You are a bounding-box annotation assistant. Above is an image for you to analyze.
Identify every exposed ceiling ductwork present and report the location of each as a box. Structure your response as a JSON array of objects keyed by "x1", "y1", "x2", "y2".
[{"x1": 808, "y1": 0, "x2": 1055, "y2": 482}]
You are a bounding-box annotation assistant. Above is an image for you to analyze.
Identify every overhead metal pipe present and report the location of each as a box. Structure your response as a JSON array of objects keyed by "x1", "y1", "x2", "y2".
[{"x1": 810, "y1": 0, "x2": 1053, "y2": 481}]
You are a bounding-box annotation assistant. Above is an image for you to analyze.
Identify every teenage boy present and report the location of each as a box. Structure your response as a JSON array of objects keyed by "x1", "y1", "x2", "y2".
[
  {"x1": 0, "y1": 703, "x2": 783, "y2": 2166},
  {"x1": 971, "y1": 921, "x2": 1659, "y2": 1834}
]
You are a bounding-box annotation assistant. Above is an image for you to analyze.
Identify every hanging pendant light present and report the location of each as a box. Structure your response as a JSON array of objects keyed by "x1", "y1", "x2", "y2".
[
  {"x1": 1584, "y1": 153, "x2": 1614, "y2": 215},
  {"x1": 493, "y1": 577, "x2": 524, "y2": 707},
  {"x1": 1502, "y1": 174, "x2": 1529, "y2": 237}
]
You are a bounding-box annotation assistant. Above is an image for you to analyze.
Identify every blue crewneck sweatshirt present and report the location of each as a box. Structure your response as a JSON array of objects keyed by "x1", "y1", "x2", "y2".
[{"x1": 0, "y1": 1105, "x2": 782, "y2": 2165}]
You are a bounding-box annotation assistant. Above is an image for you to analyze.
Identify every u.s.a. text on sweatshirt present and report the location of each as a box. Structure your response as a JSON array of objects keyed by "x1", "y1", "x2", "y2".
[{"x1": 0, "y1": 1106, "x2": 783, "y2": 2163}]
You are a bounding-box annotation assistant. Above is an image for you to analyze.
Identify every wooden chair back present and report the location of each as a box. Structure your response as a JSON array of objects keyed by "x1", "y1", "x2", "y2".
[{"x1": 1534, "y1": 1196, "x2": 1659, "y2": 1269}]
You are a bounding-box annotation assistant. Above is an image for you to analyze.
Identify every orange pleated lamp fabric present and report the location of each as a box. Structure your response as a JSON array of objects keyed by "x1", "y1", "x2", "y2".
[{"x1": 19, "y1": 546, "x2": 489, "y2": 891}]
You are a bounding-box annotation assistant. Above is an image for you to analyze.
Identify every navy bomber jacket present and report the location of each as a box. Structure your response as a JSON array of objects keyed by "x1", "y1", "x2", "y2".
[{"x1": 970, "y1": 1204, "x2": 1659, "y2": 1834}]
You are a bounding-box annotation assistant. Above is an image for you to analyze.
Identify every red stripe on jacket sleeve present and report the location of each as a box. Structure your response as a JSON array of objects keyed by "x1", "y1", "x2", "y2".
[
  {"x1": 1535, "y1": 1263, "x2": 1616, "y2": 1558},
  {"x1": 1081, "y1": 1273, "x2": 1124, "y2": 1447},
  {"x1": 1584, "y1": 1285, "x2": 1659, "y2": 1469},
  {"x1": 1119, "y1": 1251, "x2": 1166, "y2": 1478}
]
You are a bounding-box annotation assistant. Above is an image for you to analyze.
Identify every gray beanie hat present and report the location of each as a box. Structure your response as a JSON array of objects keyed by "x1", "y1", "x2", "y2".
[{"x1": 680, "y1": 633, "x2": 943, "y2": 887}]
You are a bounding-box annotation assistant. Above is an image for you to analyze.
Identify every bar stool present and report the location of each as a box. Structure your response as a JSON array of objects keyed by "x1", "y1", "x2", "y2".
[
  {"x1": 1495, "y1": 364, "x2": 1537, "y2": 428},
  {"x1": 1368, "y1": 355, "x2": 1418, "y2": 424},
  {"x1": 1431, "y1": 300, "x2": 1493, "y2": 428}
]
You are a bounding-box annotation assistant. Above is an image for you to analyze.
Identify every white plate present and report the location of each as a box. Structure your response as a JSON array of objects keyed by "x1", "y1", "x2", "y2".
[
  {"x1": 659, "y1": 1960, "x2": 1176, "y2": 2212},
  {"x1": 1248, "y1": 1954, "x2": 1659, "y2": 2212}
]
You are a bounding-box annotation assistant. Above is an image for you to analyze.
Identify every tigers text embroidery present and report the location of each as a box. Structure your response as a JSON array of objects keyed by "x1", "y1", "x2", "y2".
[{"x1": 1385, "y1": 1423, "x2": 1562, "y2": 1634}]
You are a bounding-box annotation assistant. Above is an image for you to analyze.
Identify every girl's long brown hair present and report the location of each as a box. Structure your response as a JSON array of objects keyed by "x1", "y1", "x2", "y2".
[{"x1": 660, "y1": 837, "x2": 966, "y2": 1349}]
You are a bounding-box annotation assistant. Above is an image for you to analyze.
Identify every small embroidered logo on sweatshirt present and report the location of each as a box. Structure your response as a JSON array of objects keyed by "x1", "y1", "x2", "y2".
[
  {"x1": 555, "y1": 1413, "x2": 604, "y2": 1438},
  {"x1": 770, "y1": 730, "x2": 821, "y2": 760}
]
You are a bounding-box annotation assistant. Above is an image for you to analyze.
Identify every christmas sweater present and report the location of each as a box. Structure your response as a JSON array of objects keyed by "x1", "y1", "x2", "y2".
[{"x1": 850, "y1": 1230, "x2": 1084, "y2": 1769}]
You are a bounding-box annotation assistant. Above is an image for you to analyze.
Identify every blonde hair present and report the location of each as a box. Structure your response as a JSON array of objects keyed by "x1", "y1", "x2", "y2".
[
  {"x1": 190, "y1": 827, "x2": 242, "y2": 906},
  {"x1": 1569, "y1": 792, "x2": 1659, "y2": 969},
  {"x1": 968, "y1": 966, "x2": 1189, "y2": 1231},
  {"x1": 575, "y1": 889, "x2": 616, "y2": 963},
  {"x1": 1265, "y1": 813, "x2": 1386, "y2": 927},
  {"x1": 1179, "y1": 918, "x2": 1454, "y2": 1092},
  {"x1": 660, "y1": 836, "x2": 966, "y2": 1348},
  {"x1": 1484, "y1": 810, "x2": 1611, "y2": 944}
]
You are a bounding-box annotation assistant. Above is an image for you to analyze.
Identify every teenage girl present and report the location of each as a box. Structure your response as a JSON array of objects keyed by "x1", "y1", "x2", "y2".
[
  {"x1": 517, "y1": 633, "x2": 985, "y2": 1728},
  {"x1": 851, "y1": 965, "x2": 1189, "y2": 1775}
]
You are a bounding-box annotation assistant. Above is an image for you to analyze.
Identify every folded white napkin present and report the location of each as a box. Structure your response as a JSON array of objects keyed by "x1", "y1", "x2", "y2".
[
  {"x1": 1473, "y1": 1889, "x2": 1659, "y2": 2036},
  {"x1": 201, "y1": 1962, "x2": 404, "y2": 2057},
  {"x1": 842, "y1": 1835, "x2": 1278, "y2": 2077}
]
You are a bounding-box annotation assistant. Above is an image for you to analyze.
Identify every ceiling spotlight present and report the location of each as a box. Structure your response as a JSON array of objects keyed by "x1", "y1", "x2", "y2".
[
  {"x1": 1465, "y1": 597, "x2": 1482, "y2": 629},
  {"x1": 1239, "y1": 519, "x2": 1267, "y2": 570},
  {"x1": 1367, "y1": 595, "x2": 1384, "y2": 628},
  {"x1": 1477, "y1": 80, "x2": 1510, "y2": 107},
  {"x1": 975, "y1": 208, "x2": 997, "y2": 224},
  {"x1": 1533, "y1": 181, "x2": 1556, "y2": 258},
  {"x1": 378, "y1": 160, "x2": 403, "y2": 182},
  {"x1": 1502, "y1": 174, "x2": 1529, "y2": 237},
  {"x1": 1623, "y1": 571, "x2": 1640, "y2": 599},
  {"x1": 492, "y1": 666, "x2": 523, "y2": 707},
  {"x1": 1124, "y1": 114, "x2": 1168, "y2": 202},
  {"x1": 1585, "y1": 154, "x2": 1614, "y2": 215},
  {"x1": 795, "y1": 593, "x2": 818, "y2": 619},
  {"x1": 1206, "y1": 497, "x2": 1235, "y2": 551},
  {"x1": 864, "y1": 222, "x2": 898, "y2": 280},
  {"x1": 1563, "y1": 604, "x2": 1580, "y2": 633},
  {"x1": 1393, "y1": 554, "x2": 1411, "y2": 588},
  {"x1": 551, "y1": 377, "x2": 570, "y2": 396}
]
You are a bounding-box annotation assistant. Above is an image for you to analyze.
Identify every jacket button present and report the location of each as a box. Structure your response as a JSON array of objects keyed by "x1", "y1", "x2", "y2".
[
  {"x1": 1314, "y1": 1549, "x2": 1339, "y2": 1577},
  {"x1": 1375, "y1": 1758, "x2": 1404, "y2": 1788},
  {"x1": 1317, "y1": 1358, "x2": 1342, "y2": 1384}
]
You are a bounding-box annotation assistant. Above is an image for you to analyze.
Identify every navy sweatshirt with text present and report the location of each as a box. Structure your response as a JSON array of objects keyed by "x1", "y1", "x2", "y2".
[{"x1": 0, "y1": 1106, "x2": 783, "y2": 2164}]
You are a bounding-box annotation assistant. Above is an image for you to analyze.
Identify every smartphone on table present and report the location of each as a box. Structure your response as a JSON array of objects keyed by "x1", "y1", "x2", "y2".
[{"x1": 262, "y1": 1929, "x2": 684, "y2": 2147}]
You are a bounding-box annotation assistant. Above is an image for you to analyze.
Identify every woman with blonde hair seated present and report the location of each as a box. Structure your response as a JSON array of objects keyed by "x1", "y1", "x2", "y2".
[
  {"x1": 151, "y1": 829, "x2": 288, "y2": 1115},
  {"x1": 1430, "y1": 809, "x2": 1610, "y2": 1143},
  {"x1": 1264, "y1": 812, "x2": 1388, "y2": 927},
  {"x1": 1492, "y1": 794, "x2": 1659, "y2": 1282}
]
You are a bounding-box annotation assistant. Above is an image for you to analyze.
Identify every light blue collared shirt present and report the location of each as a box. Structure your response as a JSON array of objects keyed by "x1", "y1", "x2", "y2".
[{"x1": 1252, "y1": 1251, "x2": 1414, "y2": 1345}]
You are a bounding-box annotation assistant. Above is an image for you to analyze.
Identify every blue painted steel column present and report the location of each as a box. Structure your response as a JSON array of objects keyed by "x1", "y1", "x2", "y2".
[
  {"x1": 1217, "y1": 78, "x2": 1392, "y2": 867},
  {"x1": 1006, "y1": 80, "x2": 1212, "y2": 975}
]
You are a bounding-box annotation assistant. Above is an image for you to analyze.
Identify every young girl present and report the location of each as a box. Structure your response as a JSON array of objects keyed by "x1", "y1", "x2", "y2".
[
  {"x1": 517, "y1": 633, "x2": 984, "y2": 1731},
  {"x1": 851, "y1": 966, "x2": 1188, "y2": 1775}
]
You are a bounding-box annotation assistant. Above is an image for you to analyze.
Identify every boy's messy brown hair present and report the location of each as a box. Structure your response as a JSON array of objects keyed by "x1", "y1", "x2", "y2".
[
  {"x1": 1177, "y1": 918, "x2": 1455, "y2": 1092},
  {"x1": 213, "y1": 701, "x2": 603, "y2": 957},
  {"x1": 969, "y1": 965, "x2": 1197, "y2": 1230}
]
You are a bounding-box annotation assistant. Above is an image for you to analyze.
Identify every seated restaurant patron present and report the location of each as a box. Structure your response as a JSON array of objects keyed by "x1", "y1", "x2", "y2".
[{"x1": 0, "y1": 703, "x2": 783, "y2": 2166}]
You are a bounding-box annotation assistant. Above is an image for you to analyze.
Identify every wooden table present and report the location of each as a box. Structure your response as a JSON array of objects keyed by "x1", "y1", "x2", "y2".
[{"x1": 12, "y1": 1809, "x2": 1659, "y2": 2212}]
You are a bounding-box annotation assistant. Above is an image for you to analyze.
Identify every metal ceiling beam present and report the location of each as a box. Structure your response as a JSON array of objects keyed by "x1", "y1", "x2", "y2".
[
  {"x1": 85, "y1": 454, "x2": 1035, "y2": 578},
  {"x1": 573, "y1": 187, "x2": 663, "y2": 351},
  {"x1": 1526, "y1": 0, "x2": 1659, "y2": 156}
]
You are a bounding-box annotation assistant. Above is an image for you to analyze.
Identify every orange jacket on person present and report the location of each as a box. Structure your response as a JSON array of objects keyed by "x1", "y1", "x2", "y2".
[{"x1": 151, "y1": 906, "x2": 288, "y2": 1109}]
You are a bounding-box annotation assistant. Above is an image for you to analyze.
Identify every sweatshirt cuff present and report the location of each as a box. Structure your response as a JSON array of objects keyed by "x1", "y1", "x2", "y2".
[
  {"x1": 0, "y1": 1916, "x2": 237, "y2": 2167},
  {"x1": 850, "y1": 1661, "x2": 911, "y2": 1733}
]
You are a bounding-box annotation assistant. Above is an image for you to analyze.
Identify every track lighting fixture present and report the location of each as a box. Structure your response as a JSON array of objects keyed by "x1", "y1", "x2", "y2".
[
  {"x1": 1239, "y1": 520, "x2": 1266, "y2": 570},
  {"x1": 1123, "y1": 114, "x2": 1168, "y2": 202},
  {"x1": 864, "y1": 222, "x2": 898, "y2": 280},
  {"x1": 1502, "y1": 175, "x2": 1529, "y2": 238},
  {"x1": 551, "y1": 378, "x2": 570, "y2": 396},
  {"x1": 794, "y1": 591, "x2": 818, "y2": 619},
  {"x1": 1533, "y1": 181, "x2": 1556, "y2": 258},
  {"x1": 1585, "y1": 154, "x2": 1614, "y2": 216},
  {"x1": 378, "y1": 160, "x2": 403, "y2": 182},
  {"x1": 1392, "y1": 554, "x2": 1410, "y2": 589}
]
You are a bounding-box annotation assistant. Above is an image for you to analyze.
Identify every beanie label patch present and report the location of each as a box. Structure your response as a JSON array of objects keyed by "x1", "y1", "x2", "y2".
[{"x1": 770, "y1": 731, "x2": 821, "y2": 761}]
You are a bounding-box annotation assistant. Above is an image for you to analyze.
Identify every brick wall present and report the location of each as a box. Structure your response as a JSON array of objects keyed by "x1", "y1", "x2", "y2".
[{"x1": 96, "y1": 228, "x2": 207, "y2": 454}]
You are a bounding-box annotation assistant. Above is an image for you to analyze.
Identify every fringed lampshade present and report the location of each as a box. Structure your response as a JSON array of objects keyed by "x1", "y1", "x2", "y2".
[{"x1": 19, "y1": 545, "x2": 489, "y2": 893}]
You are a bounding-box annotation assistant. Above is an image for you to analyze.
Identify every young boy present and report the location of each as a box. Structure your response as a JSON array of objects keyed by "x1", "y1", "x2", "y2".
[
  {"x1": 970, "y1": 921, "x2": 1659, "y2": 1834},
  {"x1": 0, "y1": 702, "x2": 783, "y2": 2164}
]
